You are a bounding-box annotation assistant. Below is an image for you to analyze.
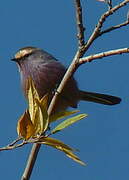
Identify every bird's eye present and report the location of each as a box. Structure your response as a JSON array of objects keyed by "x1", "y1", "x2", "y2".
[
  {"x1": 18, "y1": 52, "x2": 32, "y2": 61},
  {"x1": 23, "y1": 53, "x2": 31, "y2": 59}
]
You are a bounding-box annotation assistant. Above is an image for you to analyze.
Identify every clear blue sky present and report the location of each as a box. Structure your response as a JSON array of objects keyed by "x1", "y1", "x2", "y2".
[{"x1": 0, "y1": 0, "x2": 129, "y2": 179}]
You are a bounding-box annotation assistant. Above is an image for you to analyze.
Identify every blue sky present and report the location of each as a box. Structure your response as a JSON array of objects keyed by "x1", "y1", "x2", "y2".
[{"x1": 0, "y1": 0, "x2": 129, "y2": 179}]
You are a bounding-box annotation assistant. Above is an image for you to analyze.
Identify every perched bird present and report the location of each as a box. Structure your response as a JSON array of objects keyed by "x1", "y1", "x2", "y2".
[{"x1": 12, "y1": 47, "x2": 121, "y2": 114}]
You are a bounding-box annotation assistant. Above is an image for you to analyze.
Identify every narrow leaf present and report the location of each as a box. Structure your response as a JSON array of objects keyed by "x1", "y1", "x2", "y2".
[
  {"x1": 35, "y1": 97, "x2": 49, "y2": 134},
  {"x1": 38, "y1": 137, "x2": 85, "y2": 166},
  {"x1": 63, "y1": 149, "x2": 86, "y2": 166},
  {"x1": 40, "y1": 93, "x2": 49, "y2": 110},
  {"x1": 32, "y1": 106, "x2": 42, "y2": 135},
  {"x1": 27, "y1": 78, "x2": 39, "y2": 123},
  {"x1": 49, "y1": 110, "x2": 79, "y2": 123},
  {"x1": 39, "y1": 94, "x2": 49, "y2": 132},
  {"x1": 38, "y1": 137, "x2": 75, "y2": 151},
  {"x1": 51, "y1": 114, "x2": 87, "y2": 134},
  {"x1": 27, "y1": 78, "x2": 49, "y2": 135}
]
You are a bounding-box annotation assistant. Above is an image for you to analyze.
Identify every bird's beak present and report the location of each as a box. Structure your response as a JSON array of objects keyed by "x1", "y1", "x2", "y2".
[{"x1": 11, "y1": 58, "x2": 17, "y2": 62}]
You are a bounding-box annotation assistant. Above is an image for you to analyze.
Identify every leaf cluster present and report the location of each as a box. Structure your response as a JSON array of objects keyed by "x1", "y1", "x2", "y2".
[{"x1": 17, "y1": 78, "x2": 87, "y2": 165}]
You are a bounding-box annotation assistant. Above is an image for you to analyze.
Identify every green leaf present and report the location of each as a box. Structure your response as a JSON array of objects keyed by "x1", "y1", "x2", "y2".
[
  {"x1": 51, "y1": 114, "x2": 88, "y2": 134},
  {"x1": 35, "y1": 95, "x2": 49, "y2": 134},
  {"x1": 38, "y1": 137, "x2": 75, "y2": 151},
  {"x1": 37, "y1": 137, "x2": 85, "y2": 166},
  {"x1": 27, "y1": 77, "x2": 39, "y2": 123},
  {"x1": 62, "y1": 148, "x2": 86, "y2": 166},
  {"x1": 26, "y1": 78, "x2": 49, "y2": 135},
  {"x1": 49, "y1": 110, "x2": 79, "y2": 123},
  {"x1": 32, "y1": 106, "x2": 43, "y2": 135}
]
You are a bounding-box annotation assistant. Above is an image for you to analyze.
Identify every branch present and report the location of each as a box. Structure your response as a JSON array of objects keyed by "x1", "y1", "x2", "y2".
[
  {"x1": 21, "y1": 144, "x2": 41, "y2": 180},
  {"x1": 83, "y1": 0, "x2": 129, "y2": 52},
  {"x1": 100, "y1": 20, "x2": 129, "y2": 35},
  {"x1": 106, "y1": 0, "x2": 112, "y2": 10},
  {"x1": 0, "y1": 141, "x2": 27, "y2": 151},
  {"x1": 79, "y1": 48, "x2": 129, "y2": 64},
  {"x1": 97, "y1": 0, "x2": 129, "y2": 30},
  {"x1": 75, "y1": 0, "x2": 85, "y2": 47},
  {"x1": 8, "y1": 137, "x2": 22, "y2": 146}
]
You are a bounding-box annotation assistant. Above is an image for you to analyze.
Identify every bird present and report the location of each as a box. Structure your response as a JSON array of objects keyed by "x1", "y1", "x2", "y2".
[{"x1": 12, "y1": 47, "x2": 121, "y2": 114}]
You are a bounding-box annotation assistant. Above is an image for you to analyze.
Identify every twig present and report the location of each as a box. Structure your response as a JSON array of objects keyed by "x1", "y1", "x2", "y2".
[
  {"x1": 106, "y1": 0, "x2": 112, "y2": 10},
  {"x1": 0, "y1": 141, "x2": 27, "y2": 151},
  {"x1": 79, "y1": 48, "x2": 129, "y2": 64},
  {"x1": 98, "y1": 0, "x2": 129, "y2": 29},
  {"x1": 75, "y1": 0, "x2": 85, "y2": 47},
  {"x1": 100, "y1": 20, "x2": 129, "y2": 35},
  {"x1": 8, "y1": 137, "x2": 23, "y2": 146},
  {"x1": 83, "y1": 0, "x2": 129, "y2": 52}
]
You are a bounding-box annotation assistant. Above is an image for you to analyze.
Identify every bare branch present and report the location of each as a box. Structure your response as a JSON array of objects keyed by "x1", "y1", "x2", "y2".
[
  {"x1": 100, "y1": 20, "x2": 129, "y2": 35},
  {"x1": 0, "y1": 141, "x2": 27, "y2": 151},
  {"x1": 79, "y1": 48, "x2": 129, "y2": 64},
  {"x1": 97, "y1": 0, "x2": 129, "y2": 29},
  {"x1": 106, "y1": 0, "x2": 112, "y2": 10},
  {"x1": 75, "y1": 0, "x2": 85, "y2": 47},
  {"x1": 83, "y1": 0, "x2": 129, "y2": 52},
  {"x1": 8, "y1": 137, "x2": 23, "y2": 146},
  {"x1": 0, "y1": 138, "x2": 43, "y2": 152},
  {"x1": 98, "y1": 0, "x2": 112, "y2": 9}
]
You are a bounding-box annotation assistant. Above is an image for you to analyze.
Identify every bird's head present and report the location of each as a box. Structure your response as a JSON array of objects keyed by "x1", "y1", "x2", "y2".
[
  {"x1": 11, "y1": 46, "x2": 57, "y2": 66},
  {"x1": 11, "y1": 47, "x2": 40, "y2": 63}
]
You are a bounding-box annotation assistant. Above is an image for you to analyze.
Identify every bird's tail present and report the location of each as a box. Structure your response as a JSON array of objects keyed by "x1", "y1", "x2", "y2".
[{"x1": 79, "y1": 90, "x2": 121, "y2": 105}]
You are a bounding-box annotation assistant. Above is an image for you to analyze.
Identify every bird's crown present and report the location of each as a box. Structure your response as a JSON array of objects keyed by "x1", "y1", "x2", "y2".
[{"x1": 14, "y1": 47, "x2": 40, "y2": 60}]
